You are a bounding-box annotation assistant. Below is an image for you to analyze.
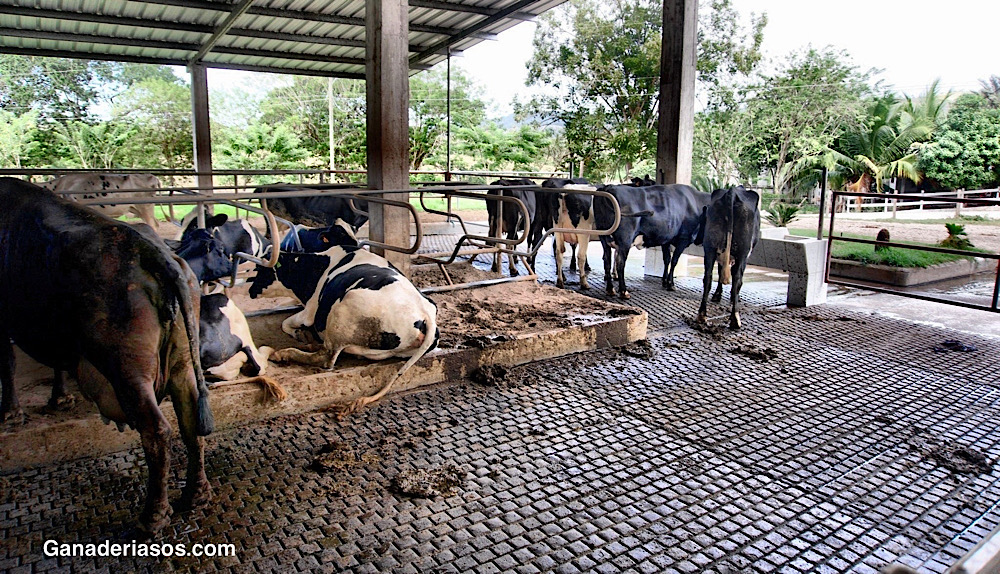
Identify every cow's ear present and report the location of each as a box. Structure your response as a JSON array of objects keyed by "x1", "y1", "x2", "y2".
[{"x1": 207, "y1": 213, "x2": 228, "y2": 228}]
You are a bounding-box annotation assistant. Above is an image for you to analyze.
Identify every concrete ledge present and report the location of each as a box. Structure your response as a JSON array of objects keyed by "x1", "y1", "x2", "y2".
[
  {"x1": 1, "y1": 301, "x2": 646, "y2": 471},
  {"x1": 643, "y1": 227, "x2": 828, "y2": 307},
  {"x1": 830, "y1": 256, "x2": 995, "y2": 287}
]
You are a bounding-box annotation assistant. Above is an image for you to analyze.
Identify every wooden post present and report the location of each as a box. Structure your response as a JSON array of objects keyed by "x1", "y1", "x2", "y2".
[
  {"x1": 955, "y1": 188, "x2": 964, "y2": 218},
  {"x1": 366, "y1": 0, "x2": 411, "y2": 275},
  {"x1": 189, "y1": 63, "x2": 213, "y2": 226},
  {"x1": 655, "y1": 0, "x2": 698, "y2": 185}
]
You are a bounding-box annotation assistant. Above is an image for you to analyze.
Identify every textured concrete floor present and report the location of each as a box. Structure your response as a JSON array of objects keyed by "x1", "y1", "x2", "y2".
[{"x1": 2, "y1": 240, "x2": 998, "y2": 573}]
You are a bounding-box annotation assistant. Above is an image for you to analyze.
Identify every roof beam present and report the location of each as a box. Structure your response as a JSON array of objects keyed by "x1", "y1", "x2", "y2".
[
  {"x1": 0, "y1": 5, "x2": 212, "y2": 33},
  {"x1": 190, "y1": 0, "x2": 257, "y2": 64},
  {"x1": 410, "y1": 0, "x2": 539, "y2": 65},
  {"x1": 409, "y1": 0, "x2": 535, "y2": 21},
  {"x1": 124, "y1": 0, "x2": 496, "y2": 38},
  {"x1": 0, "y1": 45, "x2": 367, "y2": 79}
]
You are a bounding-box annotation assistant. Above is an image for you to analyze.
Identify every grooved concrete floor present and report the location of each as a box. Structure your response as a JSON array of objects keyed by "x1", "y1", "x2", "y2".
[{"x1": 2, "y1": 240, "x2": 998, "y2": 574}]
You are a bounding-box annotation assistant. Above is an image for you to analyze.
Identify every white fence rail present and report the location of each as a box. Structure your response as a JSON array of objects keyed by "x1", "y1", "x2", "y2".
[{"x1": 842, "y1": 188, "x2": 1000, "y2": 217}]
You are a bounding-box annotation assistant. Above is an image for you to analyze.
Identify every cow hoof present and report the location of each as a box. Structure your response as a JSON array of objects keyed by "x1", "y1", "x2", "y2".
[
  {"x1": 139, "y1": 506, "x2": 171, "y2": 536},
  {"x1": 510, "y1": 268, "x2": 519, "y2": 277},
  {"x1": 0, "y1": 408, "x2": 25, "y2": 424},
  {"x1": 711, "y1": 293, "x2": 723, "y2": 303},
  {"x1": 46, "y1": 393, "x2": 77, "y2": 412},
  {"x1": 729, "y1": 315, "x2": 742, "y2": 330},
  {"x1": 605, "y1": 286, "x2": 615, "y2": 296},
  {"x1": 556, "y1": 281, "x2": 565, "y2": 289},
  {"x1": 181, "y1": 480, "x2": 213, "y2": 510},
  {"x1": 618, "y1": 291, "x2": 630, "y2": 300},
  {"x1": 579, "y1": 283, "x2": 589, "y2": 291},
  {"x1": 696, "y1": 312, "x2": 707, "y2": 324}
]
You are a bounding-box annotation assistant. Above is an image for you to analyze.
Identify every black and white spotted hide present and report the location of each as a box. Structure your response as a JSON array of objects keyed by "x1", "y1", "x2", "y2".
[{"x1": 199, "y1": 292, "x2": 273, "y2": 381}]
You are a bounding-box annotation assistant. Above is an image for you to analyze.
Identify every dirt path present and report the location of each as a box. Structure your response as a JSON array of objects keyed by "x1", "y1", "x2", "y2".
[{"x1": 789, "y1": 216, "x2": 1000, "y2": 253}]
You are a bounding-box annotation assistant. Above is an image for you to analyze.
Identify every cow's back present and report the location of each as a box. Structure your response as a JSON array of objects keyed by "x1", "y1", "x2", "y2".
[{"x1": 0, "y1": 178, "x2": 179, "y2": 370}]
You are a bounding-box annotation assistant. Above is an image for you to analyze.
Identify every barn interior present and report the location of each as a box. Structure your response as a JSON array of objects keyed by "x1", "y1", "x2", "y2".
[{"x1": 3, "y1": 1, "x2": 1000, "y2": 573}]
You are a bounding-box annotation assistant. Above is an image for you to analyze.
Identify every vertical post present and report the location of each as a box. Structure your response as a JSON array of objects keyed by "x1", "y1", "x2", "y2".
[
  {"x1": 366, "y1": 0, "x2": 411, "y2": 275},
  {"x1": 955, "y1": 188, "x2": 964, "y2": 218},
  {"x1": 328, "y1": 77, "x2": 336, "y2": 177},
  {"x1": 816, "y1": 167, "x2": 827, "y2": 240},
  {"x1": 445, "y1": 49, "x2": 452, "y2": 183},
  {"x1": 189, "y1": 63, "x2": 212, "y2": 227},
  {"x1": 655, "y1": 0, "x2": 698, "y2": 185}
]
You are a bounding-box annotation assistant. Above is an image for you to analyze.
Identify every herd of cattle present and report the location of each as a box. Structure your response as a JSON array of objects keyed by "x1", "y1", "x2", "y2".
[{"x1": 0, "y1": 171, "x2": 759, "y2": 534}]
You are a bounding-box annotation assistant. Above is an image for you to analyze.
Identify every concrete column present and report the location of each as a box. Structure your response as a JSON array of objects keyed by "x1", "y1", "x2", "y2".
[
  {"x1": 189, "y1": 64, "x2": 213, "y2": 196},
  {"x1": 655, "y1": 0, "x2": 697, "y2": 185},
  {"x1": 366, "y1": 0, "x2": 411, "y2": 275}
]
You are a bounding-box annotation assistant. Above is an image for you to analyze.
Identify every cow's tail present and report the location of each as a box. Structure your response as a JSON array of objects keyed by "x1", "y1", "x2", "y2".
[
  {"x1": 718, "y1": 190, "x2": 736, "y2": 285},
  {"x1": 392, "y1": 310, "x2": 439, "y2": 387},
  {"x1": 177, "y1": 266, "x2": 215, "y2": 436},
  {"x1": 143, "y1": 238, "x2": 215, "y2": 436}
]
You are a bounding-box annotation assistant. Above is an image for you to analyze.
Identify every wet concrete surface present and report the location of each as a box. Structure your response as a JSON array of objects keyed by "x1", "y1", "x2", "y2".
[{"x1": 2, "y1": 237, "x2": 998, "y2": 573}]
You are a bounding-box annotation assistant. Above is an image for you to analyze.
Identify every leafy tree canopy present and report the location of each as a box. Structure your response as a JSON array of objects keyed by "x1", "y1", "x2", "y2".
[{"x1": 919, "y1": 92, "x2": 1000, "y2": 190}]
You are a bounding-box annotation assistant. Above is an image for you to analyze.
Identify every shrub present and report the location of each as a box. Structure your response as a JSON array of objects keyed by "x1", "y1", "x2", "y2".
[
  {"x1": 940, "y1": 223, "x2": 974, "y2": 250},
  {"x1": 764, "y1": 202, "x2": 801, "y2": 227}
]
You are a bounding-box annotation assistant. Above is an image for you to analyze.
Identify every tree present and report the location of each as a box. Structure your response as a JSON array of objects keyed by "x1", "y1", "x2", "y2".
[
  {"x1": 821, "y1": 93, "x2": 934, "y2": 194},
  {"x1": 919, "y1": 92, "x2": 1000, "y2": 190},
  {"x1": 524, "y1": 0, "x2": 662, "y2": 178},
  {"x1": 0, "y1": 110, "x2": 40, "y2": 168},
  {"x1": 112, "y1": 77, "x2": 193, "y2": 171},
  {"x1": 748, "y1": 48, "x2": 871, "y2": 194},
  {"x1": 215, "y1": 122, "x2": 310, "y2": 182},
  {"x1": 455, "y1": 122, "x2": 552, "y2": 172},
  {"x1": 409, "y1": 68, "x2": 486, "y2": 170},
  {"x1": 54, "y1": 121, "x2": 137, "y2": 168},
  {"x1": 981, "y1": 75, "x2": 1000, "y2": 109}
]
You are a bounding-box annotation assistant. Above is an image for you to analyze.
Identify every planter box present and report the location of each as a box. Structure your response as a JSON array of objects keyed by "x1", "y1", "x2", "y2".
[{"x1": 829, "y1": 256, "x2": 996, "y2": 287}]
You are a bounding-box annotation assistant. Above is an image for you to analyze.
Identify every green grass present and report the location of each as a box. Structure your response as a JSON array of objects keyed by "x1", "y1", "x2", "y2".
[
  {"x1": 787, "y1": 228, "x2": 986, "y2": 268},
  {"x1": 411, "y1": 196, "x2": 487, "y2": 212}
]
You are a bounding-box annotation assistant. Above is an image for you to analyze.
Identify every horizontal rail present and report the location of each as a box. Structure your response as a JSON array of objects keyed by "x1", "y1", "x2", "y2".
[{"x1": 827, "y1": 191, "x2": 1000, "y2": 311}]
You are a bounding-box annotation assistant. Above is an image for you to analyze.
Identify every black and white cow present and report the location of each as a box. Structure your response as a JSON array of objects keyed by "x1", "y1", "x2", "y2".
[
  {"x1": 173, "y1": 227, "x2": 236, "y2": 285},
  {"x1": 0, "y1": 177, "x2": 213, "y2": 535},
  {"x1": 40, "y1": 173, "x2": 161, "y2": 228},
  {"x1": 595, "y1": 184, "x2": 710, "y2": 299},
  {"x1": 177, "y1": 210, "x2": 271, "y2": 260},
  {"x1": 249, "y1": 226, "x2": 438, "y2": 414},
  {"x1": 279, "y1": 220, "x2": 358, "y2": 253},
  {"x1": 630, "y1": 175, "x2": 656, "y2": 187},
  {"x1": 697, "y1": 186, "x2": 761, "y2": 330},
  {"x1": 199, "y1": 291, "x2": 273, "y2": 381},
  {"x1": 486, "y1": 178, "x2": 538, "y2": 276},
  {"x1": 253, "y1": 184, "x2": 368, "y2": 230},
  {"x1": 539, "y1": 178, "x2": 599, "y2": 290}
]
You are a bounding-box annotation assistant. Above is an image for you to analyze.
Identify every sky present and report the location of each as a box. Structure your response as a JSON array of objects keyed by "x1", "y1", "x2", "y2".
[
  {"x1": 449, "y1": 0, "x2": 1000, "y2": 117},
  {"x1": 200, "y1": 0, "x2": 1000, "y2": 120}
]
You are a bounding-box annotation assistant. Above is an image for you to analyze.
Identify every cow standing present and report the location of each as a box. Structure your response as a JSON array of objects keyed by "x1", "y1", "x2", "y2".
[
  {"x1": 595, "y1": 184, "x2": 710, "y2": 299},
  {"x1": 697, "y1": 186, "x2": 761, "y2": 330},
  {"x1": 486, "y1": 178, "x2": 537, "y2": 276},
  {"x1": 539, "y1": 178, "x2": 600, "y2": 290},
  {"x1": 40, "y1": 173, "x2": 162, "y2": 228},
  {"x1": 0, "y1": 178, "x2": 213, "y2": 535},
  {"x1": 249, "y1": 224, "x2": 438, "y2": 414}
]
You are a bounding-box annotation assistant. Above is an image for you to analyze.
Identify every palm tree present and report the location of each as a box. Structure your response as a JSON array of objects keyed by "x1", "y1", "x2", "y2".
[
  {"x1": 901, "y1": 79, "x2": 951, "y2": 131},
  {"x1": 820, "y1": 94, "x2": 934, "y2": 193}
]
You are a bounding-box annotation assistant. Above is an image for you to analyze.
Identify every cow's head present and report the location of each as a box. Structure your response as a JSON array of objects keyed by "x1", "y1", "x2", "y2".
[
  {"x1": 319, "y1": 218, "x2": 359, "y2": 248},
  {"x1": 176, "y1": 228, "x2": 234, "y2": 284}
]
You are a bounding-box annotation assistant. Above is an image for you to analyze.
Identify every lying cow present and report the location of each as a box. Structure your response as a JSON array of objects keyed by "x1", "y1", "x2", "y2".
[
  {"x1": 0, "y1": 177, "x2": 213, "y2": 535},
  {"x1": 697, "y1": 186, "x2": 761, "y2": 330},
  {"x1": 630, "y1": 175, "x2": 656, "y2": 187},
  {"x1": 486, "y1": 178, "x2": 537, "y2": 276},
  {"x1": 595, "y1": 184, "x2": 710, "y2": 298},
  {"x1": 178, "y1": 209, "x2": 271, "y2": 261},
  {"x1": 539, "y1": 178, "x2": 600, "y2": 290},
  {"x1": 249, "y1": 224, "x2": 438, "y2": 414},
  {"x1": 199, "y1": 291, "x2": 274, "y2": 381},
  {"x1": 279, "y1": 222, "x2": 355, "y2": 253},
  {"x1": 40, "y1": 173, "x2": 162, "y2": 228},
  {"x1": 253, "y1": 184, "x2": 368, "y2": 230}
]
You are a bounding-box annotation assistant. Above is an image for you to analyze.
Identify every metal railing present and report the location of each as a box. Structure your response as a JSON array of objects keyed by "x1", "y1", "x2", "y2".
[{"x1": 826, "y1": 191, "x2": 1000, "y2": 312}]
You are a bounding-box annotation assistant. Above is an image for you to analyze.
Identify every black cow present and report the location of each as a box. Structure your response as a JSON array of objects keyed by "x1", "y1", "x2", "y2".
[
  {"x1": 173, "y1": 227, "x2": 235, "y2": 284},
  {"x1": 630, "y1": 175, "x2": 656, "y2": 187},
  {"x1": 486, "y1": 178, "x2": 537, "y2": 276},
  {"x1": 595, "y1": 184, "x2": 710, "y2": 299},
  {"x1": 250, "y1": 226, "x2": 438, "y2": 415},
  {"x1": 253, "y1": 184, "x2": 368, "y2": 230},
  {"x1": 697, "y1": 186, "x2": 761, "y2": 330},
  {"x1": 0, "y1": 177, "x2": 213, "y2": 535}
]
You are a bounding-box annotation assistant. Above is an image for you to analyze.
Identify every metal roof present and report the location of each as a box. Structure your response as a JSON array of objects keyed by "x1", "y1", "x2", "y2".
[{"x1": 0, "y1": 0, "x2": 566, "y2": 78}]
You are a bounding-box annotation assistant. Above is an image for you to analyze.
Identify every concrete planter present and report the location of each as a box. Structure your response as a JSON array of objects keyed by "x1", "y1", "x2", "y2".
[{"x1": 829, "y1": 256, "x2": 996, "y2": 287}]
